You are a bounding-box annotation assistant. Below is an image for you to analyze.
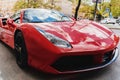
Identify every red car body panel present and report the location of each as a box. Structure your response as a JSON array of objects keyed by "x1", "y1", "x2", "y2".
[{"x1": 0, "y1": 9, "x2": 119, "y2": 74}]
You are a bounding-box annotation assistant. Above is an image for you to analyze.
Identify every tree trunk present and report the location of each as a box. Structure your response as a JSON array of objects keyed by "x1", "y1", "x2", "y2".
[
  {"x1": 74, "y1": 0, "x2": 81, "y2": 20},
  {"x1": 51, "y1": 0, "x2": 54, "y2": 9},
  {"x1": 27, "y1": 0, "x2": 30, "y2": 7},
  {"x1": 93, "y1": 0, "x2": 99, "y2": 21},
  {"x1": 51, "y1": 0, "x2": 54, "y2": 5}
]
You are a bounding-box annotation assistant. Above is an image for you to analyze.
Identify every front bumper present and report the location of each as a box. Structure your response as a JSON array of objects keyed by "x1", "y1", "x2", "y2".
[{"x1": 46, "y1": 48, "x2": 119, "y2": 74}]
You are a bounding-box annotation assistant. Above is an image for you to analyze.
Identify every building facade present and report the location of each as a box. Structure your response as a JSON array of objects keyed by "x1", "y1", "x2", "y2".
[{"x1": 0, "y1": 0, "x2": 18, "y2": 16}]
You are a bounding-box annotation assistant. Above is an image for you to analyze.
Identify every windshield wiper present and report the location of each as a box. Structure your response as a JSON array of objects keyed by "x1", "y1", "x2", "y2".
[{"x1": 30, "y1": 21, "x2": 43, "y2": 23}]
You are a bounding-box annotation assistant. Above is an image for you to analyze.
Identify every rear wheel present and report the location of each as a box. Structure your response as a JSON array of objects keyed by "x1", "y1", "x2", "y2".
[{"x1": 14, "y1": 32, "x2": 28, "y2": 68}]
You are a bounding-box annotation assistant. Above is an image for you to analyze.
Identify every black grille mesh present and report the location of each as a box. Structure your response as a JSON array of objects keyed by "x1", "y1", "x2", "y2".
[
  {"x1": 51, "y1": 55, "x2": 94, "y2": 72},
  {"x1": 51, "y1": 50, "x2": 114, "y2": 72}
]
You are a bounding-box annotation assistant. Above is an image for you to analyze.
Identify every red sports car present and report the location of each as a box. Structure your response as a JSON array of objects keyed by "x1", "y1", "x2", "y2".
[{"x1": 0, "y1": 8, "x2": 119, "y2": 74}]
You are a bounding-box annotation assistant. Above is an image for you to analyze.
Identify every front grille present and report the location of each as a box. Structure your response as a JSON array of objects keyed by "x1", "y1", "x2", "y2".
[
  {"x1": 51, "y1": 55, "x2": 94, "y2": 72},
  {"x1": 103, "y1": 50, "x2": 114, "y2": 63},
  {"x1": 51, "y1": 50, "x2": 114, "y2": 72}
]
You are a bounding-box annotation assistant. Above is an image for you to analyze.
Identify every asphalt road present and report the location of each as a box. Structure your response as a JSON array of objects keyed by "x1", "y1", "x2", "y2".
[{"x1": 0, "y1": 28, "x2": 120, "y2": 80}]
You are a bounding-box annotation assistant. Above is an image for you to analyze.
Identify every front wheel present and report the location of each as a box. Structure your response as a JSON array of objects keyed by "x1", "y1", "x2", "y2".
[{"x1": 14, "y1": 32, "x2": 28, "y2": 68}]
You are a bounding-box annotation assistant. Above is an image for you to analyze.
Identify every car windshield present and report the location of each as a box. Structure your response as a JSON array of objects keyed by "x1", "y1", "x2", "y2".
[{"x1": 23, "y1": 9, "x2": 72, "y2": 23}]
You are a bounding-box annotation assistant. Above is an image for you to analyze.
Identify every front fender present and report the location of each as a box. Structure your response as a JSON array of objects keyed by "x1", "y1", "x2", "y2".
[{"x1": 16, "y1": 24, "x2": 61, "y2": 69}]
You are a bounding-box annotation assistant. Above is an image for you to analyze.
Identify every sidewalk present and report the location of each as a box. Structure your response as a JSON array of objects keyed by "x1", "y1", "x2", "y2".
[{"x1": 103, "y1": 24, "x2": 120, "y2": 29}]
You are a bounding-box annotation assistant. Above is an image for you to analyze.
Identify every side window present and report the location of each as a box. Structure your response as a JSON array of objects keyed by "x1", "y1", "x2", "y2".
[
  {"x1": 14, "y1": 19, "x2": 20, "y2": 23},
  {"x1": 10, "y1": 11, "x2": 20, "y2": 23}
]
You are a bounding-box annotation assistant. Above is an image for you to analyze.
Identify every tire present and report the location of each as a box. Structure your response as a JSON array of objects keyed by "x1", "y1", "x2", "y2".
[{"x1": 14, "y1": 32, "x2": 28, "y2": 69}]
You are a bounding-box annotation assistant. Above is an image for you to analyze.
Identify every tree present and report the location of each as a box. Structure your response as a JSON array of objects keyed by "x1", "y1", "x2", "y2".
[
  {"x1": 79, "y1": 4, "x2": 94, "y2": 19},
  {"x1": 13, "y1": 0, "x2": 61, "y2": 12},
  {"x1": 74, "y1": 0, "x2": 81, "y2": 19},
  {"x1": 110, "y1": 0, "x2": 120, "y2": 17},
  {"x1": 70, "y1": 0, "x2": 94, "y2": 19},
  {"x1": 93, "y1": 0, "x2": 99, "y2": 21},
  {"x1": 13, "y1": 0, "x2": 27, "y2": 11}
]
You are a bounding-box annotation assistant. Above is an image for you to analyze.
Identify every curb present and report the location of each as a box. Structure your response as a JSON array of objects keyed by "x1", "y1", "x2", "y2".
[{"x1": 103, "y1": 24, "x2": 120, "y2": 29}]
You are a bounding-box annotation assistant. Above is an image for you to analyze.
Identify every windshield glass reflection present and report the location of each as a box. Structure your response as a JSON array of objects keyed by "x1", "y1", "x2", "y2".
[{"x1": 23, "y1": 9, "x2": 72, "y2": 23}]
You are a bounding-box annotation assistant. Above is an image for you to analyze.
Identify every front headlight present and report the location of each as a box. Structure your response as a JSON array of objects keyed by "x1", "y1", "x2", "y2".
[{"x1": 37, "y1": 28, "x2": 72, "y2": 48}]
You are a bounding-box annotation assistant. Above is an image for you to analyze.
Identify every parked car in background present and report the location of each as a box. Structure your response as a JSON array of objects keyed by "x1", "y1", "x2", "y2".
[
  {"x1": 116, "y1": 18, "x2": 120, "y2": 25},
  {"x1": 100, "y1": 18, "x2": 116, "y2": 24}
]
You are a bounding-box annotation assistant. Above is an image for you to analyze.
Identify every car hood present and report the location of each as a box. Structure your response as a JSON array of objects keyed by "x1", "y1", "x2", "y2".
[{"x1": 32, "y1": 20, "x2": 118, "y2": 50}]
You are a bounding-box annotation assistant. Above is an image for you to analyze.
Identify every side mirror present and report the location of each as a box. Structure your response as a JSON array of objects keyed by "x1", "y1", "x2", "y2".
[
  {"x1": 7, "y1": 19, "x2": 14, "y2": 24},
  {"x1": 7, "y1": 19, "x2": 16, "y2": 28}
]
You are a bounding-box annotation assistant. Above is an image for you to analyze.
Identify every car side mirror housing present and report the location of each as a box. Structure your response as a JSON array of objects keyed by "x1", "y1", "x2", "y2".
[{"x1": 7, "y1": 19, "x2": 14, "y2": 24}]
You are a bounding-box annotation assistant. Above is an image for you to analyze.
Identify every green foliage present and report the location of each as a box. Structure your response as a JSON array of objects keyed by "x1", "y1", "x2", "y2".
[
  {"x1": 70, "y1": 0, "x2": 120, "y2": 19},
  {"x1": 97, "y1": 2, "x2": 110, "y2": 18},
  {"x1": 70, "y1": 0, "x2": 94, "y2": 19},
  {"x1": 68, "y1": 0, "x2": 74, "y2": 3},
  {"x1": 96, "y1": 0, "x2": 120, "y2": 18},
  {"x1": 13, "y1": 0, "x2": 61, "y2": 12},
  {"x1": 110, "y1": 0, "x2": 120, "y2": 17},
  {"x1": 79, "y1": 4, "x2": 94, "y2": 19},
  {"x1": 13, "y1": 0, "x2": 27, "y2": 11}
]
